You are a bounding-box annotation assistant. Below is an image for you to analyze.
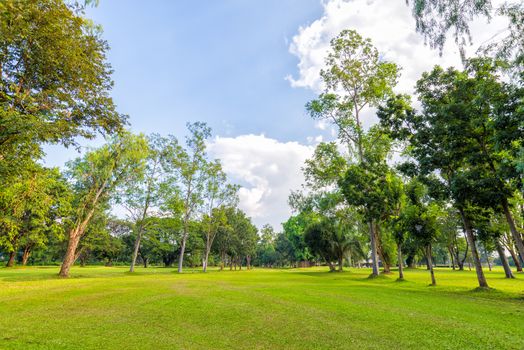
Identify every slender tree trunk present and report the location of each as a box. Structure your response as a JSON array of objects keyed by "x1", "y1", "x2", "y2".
[
  {"x1": 426, "y1": 245, "x2": 436, "y2": 286},
  {"x1": 246, "y1": 255, "x2": 251, "y2": 270},
  {"x1": 501, "y1": 198, "x2": 524, "y2": 264},
  {"x1": 458, "y1": 237, "x2": 469, "y2": 271},
  {"x1": 6, "y1": 251, "x2": 15, "y2": 267},
  {"x1": 485, "y1": 248, "x2": 492, "y2": 272},
  {"x1": 448, "y1": 246, "x2": 455, "y2": 270},
  {"x1": 459, "y1": 208, "x2": 489, "y2": 288},
  {"x1": 220, "y1": 252, "x2": 225, "y2": 271},
  {"x1": 338, "y1": 255, "x2": 344, "y2": 271},
  {"x1": 397, "y1": 243, "x2": 404, "y2": 280},
  {"x1": 129, "y1": 224, "x2": 144, "y2": 273},
  {"x1": 178, "y1": 221, "x2": 189, "y2": 273},
  {"x1": 59, "y1": 231, "x2": 81, "y2": 277},
  {"x1": 507, "y1": 243, "x2": 523, "y2": 272},
  {"x1": 21, "y1": 246, "x2": 31, "y2": 266},
  {"x1": 369, "y1": 220, "x2": 380, "y2": 276},
  {"x1": 203, "y1": 246, "x2": 210, "y2": 272},
  {"x1": 143, "y1": 257, "x2": 148, "y2": 268},
  {"x1": 496, "y1": 239, "x2": 514, "y2": 279}
]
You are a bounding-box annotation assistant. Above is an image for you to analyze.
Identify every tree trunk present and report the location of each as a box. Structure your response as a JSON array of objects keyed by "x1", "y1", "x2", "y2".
[
  {"x1": 338, "y1": 255, "x2": 344, "y2": 271},
  {"x1": 496, "y1": 239, "x2": 514, "y2": 279},
  {"x1": 177, "y1": 222, "x2": 189, "y2": 273},
  {"x1": 203, "y1": 246, "x2": 210, "y2": 272},
  {"x1": 21, "y1": 246, "x2": 31, "y2": 266},
  {"x1": 448, "y1": 246, "x2": 455, "y2": 270},
  {"x1": 506, "y1": 240, "x2": 523, "y2": 272},
  {"x1": 501, "y1": 198, "x2": 524, "y2": 265},
  {"x1": 397, "y1": 243, "x2": 404, "y2": 280},
  {"x1": 485, "y1": 248, "x2": 492, "y2": 272},
  {"x1": 6, "y1": 251, "x2": 16, "y2": 267},
  {"x1": 220, "y1": 252, "x2": 225, "y2": 271},
  {"x1": 426, "y1": 245, "x2": 436, "y2": 286},
  {"x1": 129, "y1": 225, "x2": 144, "y2": 272},
  {"x1": 143, "y1": 257, "x2": 148, "y2": 268},
  {"x1": 376, "y1": 225, "x2": 390, "y2": 273},
  {"x1": 458, "y1": 236, "x2": 469, "y2": 271},
  {"x1": 369, "y1": 220, "x2": 380, "y2": 276},
  {"x1": 246, "y1": 255, "x2": 251, "y2": 270},
  {"x1": 459, "y1": 208, "x2": 488, "y2": 288},
  {"x1": 59, "y1": 231, "x2": 81, "y2": 277}
]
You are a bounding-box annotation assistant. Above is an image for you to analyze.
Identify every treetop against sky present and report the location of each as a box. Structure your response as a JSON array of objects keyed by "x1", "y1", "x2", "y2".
[{"x1": 42, "y1": 0, "x2": 510, "y2": 229}]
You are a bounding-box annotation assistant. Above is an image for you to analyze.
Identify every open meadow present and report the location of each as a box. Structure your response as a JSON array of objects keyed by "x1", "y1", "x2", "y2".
[{"x1": 0, "y1": 267, "x2": 523, "y2": 350}]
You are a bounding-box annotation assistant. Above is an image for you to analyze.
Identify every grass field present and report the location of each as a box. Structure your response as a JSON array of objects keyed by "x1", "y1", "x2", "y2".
[{"x1": 0, "y1": 266, "x2": 523, "y2": 350}]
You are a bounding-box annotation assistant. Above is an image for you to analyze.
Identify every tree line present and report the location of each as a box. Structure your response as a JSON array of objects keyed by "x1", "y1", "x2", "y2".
[
  {"x1": 282, "y1": 27, "x2": 523, "y2": 288},
  {"x1": 0, "y1": 0, "x2": 261, "y2": 277},
  {"x1": 0, "y1": 0, "x2": 522, "y2": 285}
]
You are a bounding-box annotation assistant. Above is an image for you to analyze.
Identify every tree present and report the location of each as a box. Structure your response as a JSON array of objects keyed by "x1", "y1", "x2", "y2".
[
  {"x1": 306, "y1": 29, "x2": 399, "y2": 276},
  {"x1": 201, "y1": 160, "x2": 239, "y2": 272},
  {"x1": 339, "y1": 142, "x2": 404, "y2": 276},
  {"x1": 163, "y1": 123, "x2": 211, "y2": 273},
  {"x1": 401, "y1": 180, "x2": 439, "y2": 285},
  {"x1": 0, "y1": 0, "x2": 125, "y2": 178},
  {"x1": 0, "y1": 165, "x2": 70, "y2": 266},
  {"x1": 58, "y1": 132, "x2": 148, "y2": 277},
  {"x1": 406, "y1": 0, "x2": 524, "y2": 69},
  {"x1": 120, "y1": 134, "x2": 168, "y2": 272},
  {"x1": 377, "y1": 62, "x2": 518, "y2": 288}
]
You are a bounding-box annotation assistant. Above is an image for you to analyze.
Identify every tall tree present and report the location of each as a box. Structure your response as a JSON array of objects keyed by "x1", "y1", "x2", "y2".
[
  {"x1": 120, "y1": 134, "x2": 168, "y2": 272},
  {"x1": 0, "y1": 0, "x2": 125, "y2": 178},
  {"x1": 201, "y1": 160, "x2": 238, "y2": 272},
  {"x1": 306, "y1": 29, "x2": 399, "y2": 276},
  {"x1": 0, "y1": 165, "x2": 70, "y2": 266},
  {"x1": 58, "y1": 132, "x2": 148, "y2": 277},
  {"x1": 163, "y1": 123, "x2": 210, "y2": 273}
]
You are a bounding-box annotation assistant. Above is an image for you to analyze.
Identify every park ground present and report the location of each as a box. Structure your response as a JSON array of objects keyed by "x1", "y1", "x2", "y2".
[{"x1": 0, "y1": 266, "x2": 523, "y2": 350}]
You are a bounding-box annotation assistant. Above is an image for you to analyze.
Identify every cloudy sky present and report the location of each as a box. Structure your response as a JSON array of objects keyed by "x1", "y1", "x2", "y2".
[{"x1": 44, "y1": 0, "x2": 507, "y2": 229}]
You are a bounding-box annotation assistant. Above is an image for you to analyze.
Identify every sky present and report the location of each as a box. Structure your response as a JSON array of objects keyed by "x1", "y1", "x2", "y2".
[{"x1": 43, "y1": 0, "x2": 508, "y2": 230}]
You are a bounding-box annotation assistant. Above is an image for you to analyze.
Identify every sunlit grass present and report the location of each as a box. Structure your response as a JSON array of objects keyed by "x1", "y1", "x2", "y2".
[{"x1": 0, "y1": 266, "x2": 522, "y2": 349}]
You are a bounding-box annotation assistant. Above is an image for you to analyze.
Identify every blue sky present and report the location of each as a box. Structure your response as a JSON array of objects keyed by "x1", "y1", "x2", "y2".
[
  {"x1": 89, "y1": 0, "x2": 322, "y2": 141},
  {"x1": 44, "y1": 0, "x2": 506, "y2": 229}
]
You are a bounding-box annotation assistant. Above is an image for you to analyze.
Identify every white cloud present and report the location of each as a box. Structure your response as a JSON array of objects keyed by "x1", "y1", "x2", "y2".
[
  {"x1": 288, "y1": 0, "x2": 508, "y2": 97},
  {"x1": 208, "y1": 135, "x2": 314, "y2": 230}
]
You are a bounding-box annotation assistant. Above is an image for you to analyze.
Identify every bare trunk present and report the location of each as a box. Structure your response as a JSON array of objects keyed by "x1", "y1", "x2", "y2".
[
  {"x1": 6, "y1": 251, "x2": 15, "y2": 267},
  {"x1": 459, "y1": 209, "x2": 488, "y2": 288},
  {"x1": 448, "y1": 246, "x2": 456, "y2": 270},
  {"x1": 426, "y1": 245, "x2": 436, "y2": 286},
  {"x1": 507, "y1": 243, "x2": 523, "y2": 272},
  {"x1": 177, "y1": 223, "x2": 189, "y2": 273},
  {"x1": 59, "y1": 232, "x2": 81, "y2": 277},
  {"x1": 502, "y1": 198, "x2": 524, "y2": 265},
  {"x1": 338, "y1": 255, "x2": 344, "y2": 271},
  {"x1": 21, "y1": 246, "x2": 31, "y2": 266},
  {"x1": 246, "y1": 255, "x2": 251, "y2": 270},
  {"x1": 203, "y1": 246, "x2": 210, "y2": 272},
  {"x1": 496, "y1": 239, "x2": 514, "y2": 279},
  {"x1": 129, "y1": 225, "x2": 144, "y2": 272},
  {"x1": 369, "y1": 220, "x2": 380, "y2": 276},
  {"x1": 397, "y1": 243, "x2": 404, "y2": 280}
]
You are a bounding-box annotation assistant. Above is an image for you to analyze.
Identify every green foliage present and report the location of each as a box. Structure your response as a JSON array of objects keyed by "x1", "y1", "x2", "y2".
[
  {"x1": 0, "y1": 164, "x2": 71, "y2": 264},
  {"x1": 0, "y1": 0, "x2": 126, "y2": 178}
]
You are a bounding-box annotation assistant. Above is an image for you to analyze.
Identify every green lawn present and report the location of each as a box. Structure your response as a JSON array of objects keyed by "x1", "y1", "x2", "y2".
[{"x1": 0, "y1": 266, "x2": 523, "y2": 349}]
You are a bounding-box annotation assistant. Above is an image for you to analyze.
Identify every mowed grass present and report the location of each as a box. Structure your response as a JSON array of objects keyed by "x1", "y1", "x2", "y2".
[{"x1": 0, "y1": 266, "x2": 523, "y2": 350}]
